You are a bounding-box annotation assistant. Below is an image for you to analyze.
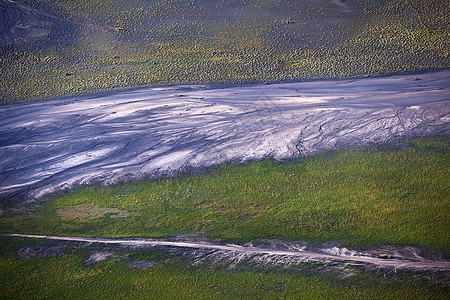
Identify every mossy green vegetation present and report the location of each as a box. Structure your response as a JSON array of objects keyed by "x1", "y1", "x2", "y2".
[
  {"x1": 1, "y1": 0, "x2": 449, "y2": 103},
  {"x1": 1, "y1": 136, "x2": 448, "y2": 252},
  {"x1": 0, "y1": 236, "x2": 447, "y2": 299},
  {"x1": 0, "y1": 255, "x2": 443, "y2": 299}
]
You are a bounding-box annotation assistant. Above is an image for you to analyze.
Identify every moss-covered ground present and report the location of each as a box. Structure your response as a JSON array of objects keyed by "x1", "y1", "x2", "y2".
[{"x1": 1, "y1": 0, "x2": 449, "y2": 104}]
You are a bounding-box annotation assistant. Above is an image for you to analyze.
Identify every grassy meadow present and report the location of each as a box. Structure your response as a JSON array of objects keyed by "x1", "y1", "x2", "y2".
[
  {"x1": 1, "y1": 0, "x2": 449, "y2": 103},
  {"x1": 1, "y1": 136, "x2": 448, "y2": 252}
]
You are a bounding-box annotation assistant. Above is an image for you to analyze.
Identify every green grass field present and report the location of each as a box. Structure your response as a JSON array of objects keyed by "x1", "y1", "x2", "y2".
[
  {"x1": 1, "y1": 0, "x2": 449, "y2": 104},
  {"x1": 1, "y1": 136, "x2": 448, "y2": 252}
]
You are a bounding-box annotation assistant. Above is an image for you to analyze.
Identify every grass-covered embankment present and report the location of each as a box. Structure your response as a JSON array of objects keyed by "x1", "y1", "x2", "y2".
[
  {"x1": 1, "y1": 136, "x2": 448, "y2": 252},
  {"x1": 1, "y1": 0, "x2": 449, "y2": 103}
]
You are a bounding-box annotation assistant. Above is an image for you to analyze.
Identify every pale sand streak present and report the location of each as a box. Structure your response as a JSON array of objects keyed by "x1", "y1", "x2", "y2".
[
  {"x1": 8, "y1": 234, "x2": 450, "y2": 271},
  {"x1": 0, "y1": 71, "x2": 449, "y2": 200}
]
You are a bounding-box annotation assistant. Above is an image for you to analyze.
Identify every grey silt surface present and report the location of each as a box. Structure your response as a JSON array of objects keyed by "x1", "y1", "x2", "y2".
[
  {"x1": 0, "y1": 71, "x2": 449, "y2": 201},
  {"x1": 8, "y1": 234, "x2": 450, "y2": 272}
]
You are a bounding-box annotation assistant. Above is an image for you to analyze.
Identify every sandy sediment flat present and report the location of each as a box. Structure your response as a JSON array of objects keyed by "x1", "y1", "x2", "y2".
[{"x1": 0, "y1": 71, "x2": 449, "y2": 201}]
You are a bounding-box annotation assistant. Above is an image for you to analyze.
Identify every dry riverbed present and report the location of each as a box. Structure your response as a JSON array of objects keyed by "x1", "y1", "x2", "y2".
[
  {"x1": 0, "y1": 71, "x2": 449, "y2": 202},
  {"x1": 7, "y1": 234, "x2": 450, "y2": 274}
]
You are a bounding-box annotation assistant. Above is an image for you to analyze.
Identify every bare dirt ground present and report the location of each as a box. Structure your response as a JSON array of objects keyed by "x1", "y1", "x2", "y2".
[
  {"x1": 0, "y1": 71, "x2": 449, "y2": 201},
  {"x1": 9, "y1": 234, "x2": 450, "y2": 273},
  {"x1": 0, "y1": 0, "x2": 73, "y2": 48}
]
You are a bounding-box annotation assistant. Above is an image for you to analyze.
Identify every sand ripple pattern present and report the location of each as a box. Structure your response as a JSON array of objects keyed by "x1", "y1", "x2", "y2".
[{"x1": 0, "y1": 71, "x2": 449, "y2": 200}]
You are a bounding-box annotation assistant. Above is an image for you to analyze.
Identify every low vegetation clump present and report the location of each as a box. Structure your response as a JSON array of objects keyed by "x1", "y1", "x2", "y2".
[
  {"x1": 1, "y1": 0, "x2": 449, "y2": 103},
  {"x1": 1, "y1": 136, "x2": 448, "y2": 253}
]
